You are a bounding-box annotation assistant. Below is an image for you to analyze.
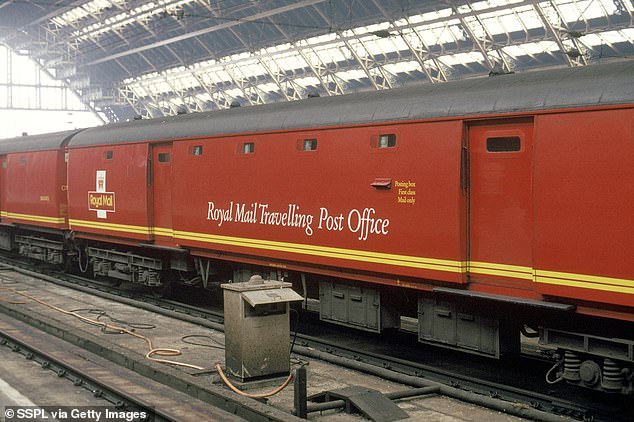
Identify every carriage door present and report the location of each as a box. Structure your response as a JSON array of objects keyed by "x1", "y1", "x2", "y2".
[
  {"x1": 152, "y1": 143, "x2": 173, "y2": 240},
  {"x1": 468, "y1": 121, "x2": 534, "y2": 284}
]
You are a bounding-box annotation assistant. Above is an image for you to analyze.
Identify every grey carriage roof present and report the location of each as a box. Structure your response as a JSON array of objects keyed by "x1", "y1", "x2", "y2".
[
  {"x1": 0, "y1": 129, "x2": 81, "y2": 154},
  {"x1": 67, "y1": 59, "x2": 633, "y2": 147}
]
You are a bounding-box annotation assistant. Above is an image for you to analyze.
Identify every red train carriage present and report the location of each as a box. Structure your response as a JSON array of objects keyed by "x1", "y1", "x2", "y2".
[
  {"x1": 0, "y1": 130, "x2": 78, "y2": 263},
  {"x1": 65, "y1": 142, "x2": 165, "y2": 285},
  {"x1": 169, "y1": 121, "x2": 465, "y2": 284},
  {"x1": 3, "y1": 60, "x2": 633, "y2": 395}
]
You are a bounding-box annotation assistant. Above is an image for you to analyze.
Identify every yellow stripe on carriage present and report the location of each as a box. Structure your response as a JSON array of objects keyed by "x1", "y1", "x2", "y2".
[
  {"x1": 535, "y1": 276, "x2": 634, "y2": 295},
  {"x1": 68, "y1": 219, "x2": 151, "y2": 235},
  {"x1": 64, "y1": 219, "x2": 634, "y2": 294},
  {"x1": 5, "y1": 212, "x2": 65, "y2": 224},
  {"x1": 468, "y1": 261, "x2": 534, "y2": 280},
  {"x1": 172, "y1": 229, "x2": 466, "y2": 274},
  {"x1": 535, "y1": 270, "x2": 634, "y2": 289}
]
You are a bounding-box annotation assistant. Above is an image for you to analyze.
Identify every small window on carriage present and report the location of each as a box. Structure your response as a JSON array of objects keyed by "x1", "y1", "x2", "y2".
[
  {"x1": 378, "y1": 134, "x2": 396, "y2": 148},
  {"x1": 303, "y1": 139, "x2": 318, "y2": 151},
  {"x1": 486, "y1": 137, "x2": 521, "y2": 152},
  {"x1": 242, "y1": 142, "x2": 255, "y2": 154},
  {"x1": 192, "y1": 145, "x2": 203, "y2": 156},
  {"x1": 104, "y1": 151, "x2": 113, "y2": 160},
  {"x1": 158, "y1": 153, "x2": 170, "y2": 163}
]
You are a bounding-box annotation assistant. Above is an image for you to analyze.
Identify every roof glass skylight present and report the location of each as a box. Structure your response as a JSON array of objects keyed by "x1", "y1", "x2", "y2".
[
  {"x1": 51, "y1": 0, "x2": 127, "y2": 27},
  {"x1": 116, "y1": 0, "x2": 633, "y2": 115}
]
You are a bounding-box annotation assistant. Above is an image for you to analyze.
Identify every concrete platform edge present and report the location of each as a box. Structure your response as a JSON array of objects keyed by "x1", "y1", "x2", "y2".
[{"x1": 0, "y1": 300, "x2": 302, "y2": 422}]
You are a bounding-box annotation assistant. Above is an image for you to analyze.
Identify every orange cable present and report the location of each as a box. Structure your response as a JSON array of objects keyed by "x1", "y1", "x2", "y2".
[
  {"x1": 3, "y1": 284, "x2": 295, "y2": 396},
  {"x1": 0, "y1": 286, "x2": 205, "y2": 371},
  {"x1": 215, "y1": 362, "x2": 293, "y2": 398}
]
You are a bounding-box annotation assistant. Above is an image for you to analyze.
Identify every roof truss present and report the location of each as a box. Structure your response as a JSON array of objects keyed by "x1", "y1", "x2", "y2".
[{"x1": 0, "y1": 0, "x2": 632, "y2": 121}]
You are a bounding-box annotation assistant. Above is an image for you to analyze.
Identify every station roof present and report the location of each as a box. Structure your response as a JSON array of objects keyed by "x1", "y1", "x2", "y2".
[{"x1": 0, "y1": 1, "x2": 633, "y2": 123}]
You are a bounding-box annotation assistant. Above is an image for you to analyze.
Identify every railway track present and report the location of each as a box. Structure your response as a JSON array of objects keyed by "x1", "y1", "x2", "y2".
[
  {"x1": 0, "y1": 321, "x2": 147, "y2": 414},
  {"x1": 0, "y1": 316, "x2": 246, "y2": 422},
  {"x1": 1, "y1": 255, "x2": 631, "y2": 422}
]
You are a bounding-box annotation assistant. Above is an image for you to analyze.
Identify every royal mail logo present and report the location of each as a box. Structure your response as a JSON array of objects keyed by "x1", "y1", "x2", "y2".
[
  {"x1": 88, "y1": 192, "x2": 115, "y2": 212},
  {"x1": 90, "y1": 170, "x2": 115, "y2": 219}
]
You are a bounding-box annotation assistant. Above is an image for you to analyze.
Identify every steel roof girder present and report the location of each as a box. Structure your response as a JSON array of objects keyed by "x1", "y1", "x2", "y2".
[
  {"x1": 49, "y1": 0, "x2": 187, "y2": 48},
  {"x1": 533, "y1": 1, "x2": 587, "y2": 66},
  {"x1": 450, "y1": 4, "x2": 505, "y2": 73},
  {"x1": 117, "y1": 86, "x2": 144, "y2": 115},
  {"x1": 189, "y1": 72, "x2": 228, "y2": 110},
  {"x1": 181, "y1": 90, "x2": 204, "y2": 113},
  {"x1": 257, "y1": 56, "x2": 299, "y2": 101},
  {"x1": 342, "y1": 34, "x2": 395, "y2": 90},
  {"x1": 293, "y1": 45, "x2": 345, "y2": 96},
  {"x1": 398, "y1": 20, "x2": 448, "y2": 83},
  {"x1": 122, "y1": 14, "x2": 632, "y2": 103},
  {"x1": 84, "y1": 0, "x2": 329, "y2": 67},
  {"x1": 221, "y1": 63, "x2": 266, "y2": 106},
  {"x1": 208, "y1": 86, "x2": 234, "y2": 110},
  {"x1": 216, "y1": 25, "x2": 289, "y2": 103},
  {"x1": 21, "y1": 0, "x2": 88, "y2": 28},
  {"x1": 261, "y1": 12, "x2": 345, "y2": 97},
  {"x1": 160, "y1": 75, "x2": 193, "y2": 115},
  {"x1": 403, "y1": 47, "x2": 448, "y2": 83},
  {"x1": 258, "y1": 20, "x2": 307, "y2": 101},
  {"x1": 468, "y1": 11, "x2": 514, "y2": 72},
  {"x1": 547, "y1": 0, "x2": 590, "y2": 65},
  {"x1": 14, "y1": 0, "x2": 633, "y2": 122}
]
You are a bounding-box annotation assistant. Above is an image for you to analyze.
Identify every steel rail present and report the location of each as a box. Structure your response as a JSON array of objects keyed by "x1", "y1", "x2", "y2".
[{"x1": 0, "y1": 324, "x2": 174, "y2": 422}]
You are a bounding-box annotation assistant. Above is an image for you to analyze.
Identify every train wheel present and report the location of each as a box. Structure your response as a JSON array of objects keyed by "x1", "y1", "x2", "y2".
[{"x1": 152, "y1": 279, "x2": 173, "y2": 299}]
